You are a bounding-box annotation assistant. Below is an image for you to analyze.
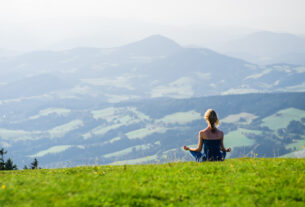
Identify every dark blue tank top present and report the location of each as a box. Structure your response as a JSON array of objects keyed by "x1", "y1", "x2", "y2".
[{"x1": 203, "y1": 139, "x2": 222, "y2": 161}]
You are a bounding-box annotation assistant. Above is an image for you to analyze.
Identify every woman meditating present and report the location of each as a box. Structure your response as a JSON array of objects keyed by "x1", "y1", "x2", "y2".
[{"x1": 184, "y1": 109, "x2": 231, "y2": 161}]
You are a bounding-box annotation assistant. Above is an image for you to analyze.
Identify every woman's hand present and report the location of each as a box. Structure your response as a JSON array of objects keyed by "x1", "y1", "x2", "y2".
[
  {"x1": 183, "y1": 146, "x2": 190, "y2": 151},
  {"x1": 226, "y1": 147, "x2": 231, "y2": 152}
]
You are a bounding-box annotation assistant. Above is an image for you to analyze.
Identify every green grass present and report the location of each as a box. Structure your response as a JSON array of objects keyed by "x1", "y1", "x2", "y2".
[
  {"x1": 110, "y1": 154, "x2": 159, "y2": 165},
  {"x1": 0, "y1": 119, "x2": 84, "y2": 141},
  {"x1": 224, "y1": 128, "x2": 257, "y2": 149},
  {"x1": 0, "y1": 128, "x2": 40, "y2": 141},
  {"x1": 0, "y1": 158, "x2": 304, "y2": 206},
  {"x1": 103, "y1": 144, "x2": 152, "y2": 158},
  {"x1": 282, "y1": 148, "x2": 305, "y2": 158},
  {"x1": 221, "y1": 112, "x2": 257, "y2": 125},
  {"x1": 151, "y1": 77, "x2": 194, "y2": 98},
  {"x1": 29, "y1": 145, "x2": 72, "y2": 158},
  {"x1": 83, "y1": 123, "x2": 124, "y2": 140},
  {"x1": 48, "y1": 120, "x2": 84, "y2": 139},
  {"x1": 85, "y1": 107, "x2": 152, "y2": 139},
  {"x1": 261, "y1": 108, "x2": 305, "y2": 131},
  {"x1": 125, "y1": 127, "x2": 172, "y2": 140},
  {"x1": 29, "y1": 108, "x2": 71, "y2": 120},
  {"x1": 156, "y1": 110, "x2": 201, "y2": 125},
  {"x1": 286, "y1": 138, "x2": 305, "y2": 151},
  {"x1": 91, "y1": 107, "x2": 149, "y2": 123}
]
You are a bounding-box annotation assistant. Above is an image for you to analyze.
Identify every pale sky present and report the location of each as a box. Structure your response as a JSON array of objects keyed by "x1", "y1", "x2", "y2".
[
  {"x1": 1, "y1": 0, "x2": 305, "y2": 50},
  {"x1": 1, "y1": 0, "x2": 304, "y2": 32}
]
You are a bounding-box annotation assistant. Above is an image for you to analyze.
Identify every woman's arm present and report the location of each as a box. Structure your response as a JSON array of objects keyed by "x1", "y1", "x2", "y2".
[
  {"x1": 220, "y1": 132, "x2": 231, "y2": 152},
  {"x1": 184, "y1": 131, "x2": 203, "y2": 152}
]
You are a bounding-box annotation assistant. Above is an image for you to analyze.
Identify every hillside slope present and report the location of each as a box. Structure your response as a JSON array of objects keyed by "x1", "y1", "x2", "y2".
[
  {"x1": 0, "y1": 35, "x2": 304, "y2": 101},
  {"x1": 0, "y1": 158, "x2": 304, "y2": 206}
]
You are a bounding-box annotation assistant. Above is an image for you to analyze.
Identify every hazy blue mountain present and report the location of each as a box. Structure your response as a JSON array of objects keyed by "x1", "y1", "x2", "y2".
[
  {"x1": 0, "y1": 34, "x2": 304, "y2": 101},
  {"x1": 0, "y1": 74, "x2": 74, "y2": 99},
  {"x1": 0, "y1": 35, "x2": 304, "y2": 168},
  {"x1": 212, "y1": 31, "x2": 305, "y2": 65},
  {"x1": 119, "y1": 35, "x2": 183, "y2": 57}
]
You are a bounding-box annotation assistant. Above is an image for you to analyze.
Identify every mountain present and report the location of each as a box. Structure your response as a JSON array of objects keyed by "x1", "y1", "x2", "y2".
[
  {"x1": 211, "y1": 31, "x2": 305, "y2": 65},
  {"x1": 2, "y1": 92, "x2": 305, "y2": 168},
  {"x1": 0, "y1": 35, "x2": 304, "y2": 167},
  {"x1": 0, "y1": 74, "x2": 73, "y2": 99},
  {"x1": 120, "y1": 35, "x2": 183, "y2": 57},
  {"x1": 0, "y1": 34, "x2": 304, "y2": 102}
]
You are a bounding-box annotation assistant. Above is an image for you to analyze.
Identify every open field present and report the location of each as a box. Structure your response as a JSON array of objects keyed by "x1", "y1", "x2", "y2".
[
  {"x1": 156, "y1": 110, "x2": 201, "y2": 125},
  {"x1": 224, "y1": 128, "x2": 257, "y2": 149},
  {"x1": 29, "y1": 108, "x2": 71, "y2": 120},
  {"x1": 126, "y1": 126, "x2": 172, "y2": 140},
  {"x1": 1, "y1": 158, "x2": 304, "y2": 207},
  {"x1": 261, "y1": 108, "x2": 305, "y2": 131}
]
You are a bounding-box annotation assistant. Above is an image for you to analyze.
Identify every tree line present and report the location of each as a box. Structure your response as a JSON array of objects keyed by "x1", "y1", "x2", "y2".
[{"x1": 0, "y1": 148, "x2": 39, "y2": 170}]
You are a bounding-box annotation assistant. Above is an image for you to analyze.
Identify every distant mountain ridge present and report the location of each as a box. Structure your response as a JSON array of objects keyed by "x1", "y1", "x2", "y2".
[
  {"x1": 212, "y1": 31, "x2": 305, "y2": 65},
  {"x1": 120, "y1": 35, "x2": 183, "y2": 57},
  {"x1": 0, "y1": 34, "x2": 304, "y2": 102},
  {"x1": 0, "y1": 35, "x2": 304, "y2": 167}
]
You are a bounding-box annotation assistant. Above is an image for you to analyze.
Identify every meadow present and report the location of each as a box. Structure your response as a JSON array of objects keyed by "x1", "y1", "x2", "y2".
[{"x1": 1, "y1": 158, "x2": 304, "y2": 206}]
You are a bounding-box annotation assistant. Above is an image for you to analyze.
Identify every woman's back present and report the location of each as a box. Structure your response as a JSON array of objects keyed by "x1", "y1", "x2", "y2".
[
  {"x1": 203, "y1": 139, "x2": 222, "y2": 161},
  {"x1": 201, "y1": 128, "x2": 224, "y2": 161},
  {"x1": 184, "y1": 109, "x2": 231, "y2": 162},
  {"x1": 201, "y1": 128, "x2": 223, "y2": 140}
]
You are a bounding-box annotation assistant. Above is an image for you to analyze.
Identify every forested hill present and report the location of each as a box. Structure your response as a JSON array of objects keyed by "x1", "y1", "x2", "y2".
[
  {"x1": 2, "y1": 92, "x2": 305, "y2": 168},
  {"x1": 119, "y1": 92, "x2": 305, "y2": 120}
]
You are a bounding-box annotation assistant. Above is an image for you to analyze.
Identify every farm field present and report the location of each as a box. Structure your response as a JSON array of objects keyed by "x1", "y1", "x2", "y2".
[{"x1": 261, "y1": 108, "x2": 305, "y2": 131}]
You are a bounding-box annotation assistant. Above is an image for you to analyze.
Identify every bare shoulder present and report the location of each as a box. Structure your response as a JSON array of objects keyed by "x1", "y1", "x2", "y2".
[
  {"x1": 199, "y1": 130, "x2": 205, "y2": 136},
  {"x1": 218, "y1": 129, "x2": 224, "y2": 138},
  {"x1": 201, "y1": 128, "x2": 209, "y2": 134}
]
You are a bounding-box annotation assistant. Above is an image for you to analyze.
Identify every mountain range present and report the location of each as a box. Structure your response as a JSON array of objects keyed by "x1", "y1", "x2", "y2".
[
  {"x1": 0, "y1": 35, "x2": 304, "y2": 102},
  {"x1": 211, "y1": 31, "x2": 305, "y2": 65},
  {"x1": 0, "y1": 35, "x2": 304, "y2": 167}
]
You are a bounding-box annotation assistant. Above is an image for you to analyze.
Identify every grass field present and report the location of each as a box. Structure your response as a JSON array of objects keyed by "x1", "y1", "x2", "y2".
[
  {"x1": 156, "y1": 110, "x2": 201, "y2": 125},
  {"x1": 48, "y1": 120, "x2": 84, "y2": 139},
  {"x1": 83, "y1": 123, "x2": 124, "y2": 140},
  {"x1": 224, "y1": 128, "x2": 257, "y2": 149},
  {"x1": 1, "y1": 158, "x2": 304, "y2": 207},
  {"x1": 125, "y1": 126, "x2": 172, "y2": 140},
  {"x1": 103, "y1": 144, "x2": 153, "y2": 158},
  {"x1": 287, "y1": 138, "x2": 305, "y2": 151},
  {"x1": 221, "y1": 112, "x2": 257, "y2": 125},
  {"x1": 261, "y1": 108, "x2": 305, "y2": 131},
  {"x1": 91, "y1": 107, "x2": 149, "y2": 123},
  {"x1": 29, "y1": 108, "x2": 71, "y2": 120},
  {"x1": 29, "y1": 145, "x2": 72, "y2": 158}
]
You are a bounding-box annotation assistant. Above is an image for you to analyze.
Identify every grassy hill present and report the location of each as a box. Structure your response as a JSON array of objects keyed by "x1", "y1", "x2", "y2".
[{"x1": 1, "y1": 158, "x2": 304, "y2": 206}]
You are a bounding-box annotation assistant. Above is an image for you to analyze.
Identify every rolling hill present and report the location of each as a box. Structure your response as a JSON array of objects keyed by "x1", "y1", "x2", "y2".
[
  {"x1": 0, "y1": 35, "x2": 304, "y2": 168},
  {"x1": 0, "y1": 35, "x2": 304, "y2": 102}
]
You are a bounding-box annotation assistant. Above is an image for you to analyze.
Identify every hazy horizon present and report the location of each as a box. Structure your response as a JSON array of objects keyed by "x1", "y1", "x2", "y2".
[{"x1": 1, "y1": 0, "x2": 304, "y2": 52}]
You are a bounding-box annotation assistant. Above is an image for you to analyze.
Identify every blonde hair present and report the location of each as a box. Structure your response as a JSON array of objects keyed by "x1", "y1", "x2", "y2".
[{"x1": 204, "y1": 109, "x2": 219, "y2": 133}]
